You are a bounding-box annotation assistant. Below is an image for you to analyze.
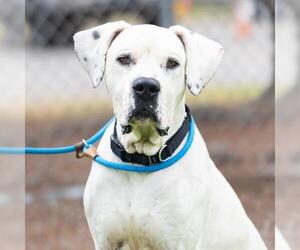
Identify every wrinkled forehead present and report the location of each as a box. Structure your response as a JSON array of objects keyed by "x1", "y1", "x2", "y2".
[{"x1": 109, "y1": 25, "x2": 186, "y2": 59}]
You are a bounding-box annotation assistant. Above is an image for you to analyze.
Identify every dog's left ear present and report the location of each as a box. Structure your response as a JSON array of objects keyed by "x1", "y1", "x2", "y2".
[
  {"x1": 73, "y1": 21, "x2": 131, "y2": 88},
  {"x1": 169, "y1": 25, "x2": 224, "y2": 95}
]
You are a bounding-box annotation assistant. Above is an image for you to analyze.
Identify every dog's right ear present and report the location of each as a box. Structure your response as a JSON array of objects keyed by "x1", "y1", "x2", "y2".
[{"x1": 73, "y1": 21, "x2": 130, "y2": 88}]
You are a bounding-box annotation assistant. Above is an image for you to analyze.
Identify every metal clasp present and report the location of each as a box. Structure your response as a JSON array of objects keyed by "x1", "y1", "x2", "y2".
[
  {"x1": 75, "y1": 140, "x2": 85, "y2": 159},
  {"x1": 75, "y1": 139, "x2": 98, "y2": 160},
  {"x1": 83, "y1": 145, "x2": 99, "y2": 160},
  {"x1": 158, "y1": 145, "x2": 170, "y2": 162}
]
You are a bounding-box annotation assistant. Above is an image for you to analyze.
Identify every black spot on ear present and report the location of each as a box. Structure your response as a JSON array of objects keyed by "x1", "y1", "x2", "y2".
[
  {"x1": 83, "y1": 57, "x2": 88, "y2": 62},
  {"x1": 92, "y1": 30, "x2": 100, "y2": 40},
  {"x1": 196, "y1": 83, "x2": 200, "y2": 89}
]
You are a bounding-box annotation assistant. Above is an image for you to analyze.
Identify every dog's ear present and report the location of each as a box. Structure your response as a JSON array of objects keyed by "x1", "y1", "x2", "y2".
[
  {"x1": 73, "y1": 21, "x2": 130, "y2": 88},
  {"x1": 169, "y1": 25, "x2": 224, "y2": 95}
]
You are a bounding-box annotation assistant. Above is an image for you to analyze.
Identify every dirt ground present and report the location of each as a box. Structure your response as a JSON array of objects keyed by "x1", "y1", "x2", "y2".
[{"x1": 25, "y1": 105, "x2": 275, "y2": 250}]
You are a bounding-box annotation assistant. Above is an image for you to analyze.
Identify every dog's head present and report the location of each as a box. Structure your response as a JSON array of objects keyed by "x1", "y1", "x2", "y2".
[{"x1": 74, "y1": 21, "x2": 223, "y2": 155}]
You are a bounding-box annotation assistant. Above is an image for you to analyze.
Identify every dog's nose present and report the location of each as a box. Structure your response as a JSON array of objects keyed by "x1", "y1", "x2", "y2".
[{"x1": 132, "y1": 77, "x2": 160, "y2": 100}]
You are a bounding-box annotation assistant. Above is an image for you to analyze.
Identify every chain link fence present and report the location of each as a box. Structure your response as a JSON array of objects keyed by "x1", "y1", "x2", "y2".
[
  {"x1": 2, "y1": 0, "x2": 298, "y2": 114},
  {"x1": 1, "y1": 0, "x2": 277, "y2": 115}
]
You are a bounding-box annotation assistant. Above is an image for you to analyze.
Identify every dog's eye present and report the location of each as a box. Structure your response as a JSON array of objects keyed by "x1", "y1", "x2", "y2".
[
  {"x1": 116, "y1": 55, "x2": 131, "y2": 66},
  {"x1": 166, "y1": 58, "x2": 179, "y2": 70}
]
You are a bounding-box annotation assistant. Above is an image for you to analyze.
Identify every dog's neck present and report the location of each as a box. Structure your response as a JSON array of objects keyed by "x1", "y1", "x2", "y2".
[{"x1": 116, "y1": 104, "x2": 186, "y2": 156}]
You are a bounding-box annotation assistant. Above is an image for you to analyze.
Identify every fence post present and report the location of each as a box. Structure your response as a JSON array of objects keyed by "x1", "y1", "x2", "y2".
[{"x1": 159, "y1": 0, "x2": 174, "y2": 27}]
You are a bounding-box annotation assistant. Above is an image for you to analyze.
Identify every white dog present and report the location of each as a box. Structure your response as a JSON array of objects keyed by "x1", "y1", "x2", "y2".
[{"x1": 74, "y1": 21, "x2": 267, "y2": 250}]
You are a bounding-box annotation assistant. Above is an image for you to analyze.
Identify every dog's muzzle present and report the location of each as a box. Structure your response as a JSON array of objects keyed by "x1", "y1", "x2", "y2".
[
  {"x1": 122, "y1": 77, "x2": 169, "y2": 135},
  {"x1": 130, "y1": 77, "x2": 160, "y2": 122}
]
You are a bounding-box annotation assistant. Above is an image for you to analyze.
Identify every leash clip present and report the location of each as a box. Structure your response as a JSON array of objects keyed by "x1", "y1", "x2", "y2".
[
  {"x1": 75, "y1": 139, "x2": 98, "y2": 160},
  {"x1": 74, "y1": 140, "x2": 86, "y2": 159},
  {"x1": 83, "y1": 145, "x2": 99, "y2": 160}
]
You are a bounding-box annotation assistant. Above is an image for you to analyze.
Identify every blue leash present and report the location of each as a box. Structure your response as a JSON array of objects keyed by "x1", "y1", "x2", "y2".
[
  {"x1": 0, "y1": 117, "x2": 114, "y2": 155},
  {"x1": 0, "y1": 117, "x2": 195, "y2": 172}
]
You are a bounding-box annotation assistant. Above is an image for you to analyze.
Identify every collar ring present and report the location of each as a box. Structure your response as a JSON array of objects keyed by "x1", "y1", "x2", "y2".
[{"x1": 158, "y1": 145, "x2": 170, "y2": 162}]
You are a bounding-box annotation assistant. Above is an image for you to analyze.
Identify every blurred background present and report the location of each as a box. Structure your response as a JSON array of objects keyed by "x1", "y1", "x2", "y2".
[
  {"x1": 0, "y1": 1, "x2": 25, "y2": 250},
  {"x1": 0, "y1": 0, "x2": 298, "y2": 249},
  {"x1": 275, "y1": 0, "x2": 300, "y2": 249}
]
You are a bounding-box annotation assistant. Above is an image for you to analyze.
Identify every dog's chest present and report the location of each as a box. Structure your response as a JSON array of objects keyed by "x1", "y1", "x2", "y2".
[{"x1": 84, "y1": 165, "x2": 200, "y2": 249}]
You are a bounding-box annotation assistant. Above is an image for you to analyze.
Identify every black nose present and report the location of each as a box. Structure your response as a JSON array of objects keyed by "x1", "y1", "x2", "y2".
[{"x1": 132, "y1": 77, "x2": 160, "y2": 100}]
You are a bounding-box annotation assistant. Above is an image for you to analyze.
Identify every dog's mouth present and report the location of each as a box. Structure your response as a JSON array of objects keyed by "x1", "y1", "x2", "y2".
[
  {"x1": 122, "y1": 107, "x2": 169, "y2": 136},
  {"x1": 129, "y1": 106, "x2": 158, "y2": 123}
]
